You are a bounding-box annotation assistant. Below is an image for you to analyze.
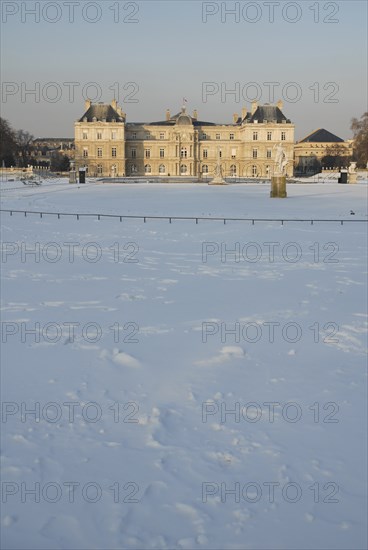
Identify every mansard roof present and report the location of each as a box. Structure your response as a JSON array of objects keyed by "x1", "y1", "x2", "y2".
[
  {"x1": 244, "y1": 105, "x2": 290, "y2": 124},
  {"x1": 79, "y1": 103, "x2": 124, "y2": 122},
  {"x1": 299, "y1": 128, "x2": 344, "y2": 143}
]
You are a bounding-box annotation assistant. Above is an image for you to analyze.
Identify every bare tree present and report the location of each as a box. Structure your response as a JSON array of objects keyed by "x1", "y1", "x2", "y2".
[
  {"x1": 0, "y1": 117, "x2": 17, "y2": 166},
  {"x1": 351, "y1": 113, "x2": 368, "y2": 168},
  {"x1": 15, "y1": 129, "x2": 34, "y2": 167}
]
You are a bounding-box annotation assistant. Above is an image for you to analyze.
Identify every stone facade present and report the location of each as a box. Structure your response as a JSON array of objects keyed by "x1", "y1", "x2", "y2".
[{"x1": 75, "y1": 100, "x2": 295, "y2": 179}]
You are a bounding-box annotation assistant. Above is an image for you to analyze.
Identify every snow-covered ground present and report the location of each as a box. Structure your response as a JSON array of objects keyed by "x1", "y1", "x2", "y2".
[{"x1": 1, "y1": 177, "x2": 367, "y2": 550}]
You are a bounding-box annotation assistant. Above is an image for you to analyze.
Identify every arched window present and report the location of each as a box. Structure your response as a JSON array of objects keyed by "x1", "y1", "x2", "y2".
[
  {"x1": 252, "y1": 165, "x2": 258, "y2": 177},
  {"x1": 97, "y1": 164, "x2": 103, "y2": 175},
  {"x1": 202, "y1": 164, "x2": 209, "y2": 174},
  {"x1": 180, "y1": 164, "x2": 187, "y2": 175},
  {"x1": 159, "y1": 164, "x2": 166, "y2": 174},
  {"x1": 230, "y1": 164, "x2": 237, "y2": 176},
  {"x1": 145, "y1": 164, "x2": 151, "y2": 174},
  {"x1": 130, "y1": 164, "x2": 137, "y2": 174}
]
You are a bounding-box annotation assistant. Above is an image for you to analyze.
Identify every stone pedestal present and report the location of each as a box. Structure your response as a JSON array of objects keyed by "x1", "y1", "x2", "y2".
[
  {"x1": 209, "y1": 175, "x2": 226, "y2": 185},
  {"x1": 69, "y1": 169, "x2": 77, "y2": 184},
  {"x1": 270, "y1": 175, "x2": 287, "y2": 198},
  {"x1": 348, "y1": 173, "x2": 358, "y2": 184}
]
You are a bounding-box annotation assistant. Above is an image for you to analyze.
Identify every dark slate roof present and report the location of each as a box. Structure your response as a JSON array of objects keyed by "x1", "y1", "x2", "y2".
[
  {"x1": 148, "y1": 110, "x2": 217, "y2": 127},
  {"x1": 299, "y1": 128, "x2": 344, "y2": 143},
  {"x1": 79, "y1": 104, "x2": 124, "y2": 122},
  {"x1": 244, "y1": 105, "x2": 290, "y2": 123}
]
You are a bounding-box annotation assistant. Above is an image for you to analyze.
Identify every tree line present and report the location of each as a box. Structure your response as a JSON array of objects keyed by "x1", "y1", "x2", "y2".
[{"x1": 0, "y1": 117, "x2": 70, "y2": 172}]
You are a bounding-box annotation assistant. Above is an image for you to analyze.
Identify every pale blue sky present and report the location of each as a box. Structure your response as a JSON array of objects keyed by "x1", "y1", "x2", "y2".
[{"x1": 1, "y1": 0, "x2": 367, "y2": 140}]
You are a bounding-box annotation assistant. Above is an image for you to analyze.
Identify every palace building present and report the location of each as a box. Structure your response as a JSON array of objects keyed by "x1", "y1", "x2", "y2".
[{"x1": 74, "y1": 99, "x2": 295, "y2": 179}]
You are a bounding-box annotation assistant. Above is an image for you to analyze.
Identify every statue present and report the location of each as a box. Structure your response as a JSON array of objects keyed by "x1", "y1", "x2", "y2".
[
  {"x1": 209, "y1": 147, "x2": 226, "y2": 185},
  {"x1": 348, "y1": 161, "x2": 357, "y2": 174},
  {"x1": 273, "y1": 142, "x2": 287, "y2": 176},
  {"x1": 348, "y1": 161, "x2": 358, "y2": 183}
]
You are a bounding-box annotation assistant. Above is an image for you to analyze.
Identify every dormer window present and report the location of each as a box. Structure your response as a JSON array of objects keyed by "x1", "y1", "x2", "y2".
[{"x1": 92, "y1": 117, "x2": 97, "y2": 122}]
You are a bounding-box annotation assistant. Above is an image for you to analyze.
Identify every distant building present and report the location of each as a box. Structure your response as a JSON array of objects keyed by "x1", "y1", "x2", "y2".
[
  {"x1": 74, "y1": 99, "x2": 295, "y2": 179},
  {"x1": 30, "y1": 138, "x2": 75, "y2": 167},
  {"x1": 294, "y1": 129, "x2": 353, "y2": 175}
]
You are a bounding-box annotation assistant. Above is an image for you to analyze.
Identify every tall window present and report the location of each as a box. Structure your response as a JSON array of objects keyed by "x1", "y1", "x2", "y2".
[
  {"x1": 181, "y1": 147, "x2": 187, "y2": 158},
  {"x1": 82, "y1": 131, "x2": 88, "y2": 140},
  {"x1": 216, "y1": 133, "x2": 221, "y2": 140},
  {"x1": 145, "y1": 149, "x2": 151, "y2": 158},
  {"x1": 202, "y1": 133, "x2": 207, "y2": 140},
  {"x1": 132, "y1": 132, "x2": 136, "y2": 140},
  {"x1": 267, "y1": 149, "x2": 272, "y2": 158},
  {"x1": 202, "y1": 164, "x2": 209, "y2": 174},
  {"x1": 131, "y1": 164, "x2": 137, "y2": 174},
  {"x1": 253, "y1": 131, "x2": 258, "y2": 141},
  {"x1": 230, "y1": 133, "x2": 234, "y2": 140},
  {"x1": 145, "y1": 132, "x2": 150, "y2": 140},
  {"x1": 267, "y1": 131, "x2": 272, "y2": 141},
  {"x1": 160, "y1": 148, "x2": 165, "y2": 158},
  {"x1": 252, "y1": 149, "x2": 258, "y2": 159},
  {"x1": 112, "y1": 148, "x2": 117, "y2": 157},
  {"x1": 145, "y1": 164, "x2": 151, "y2": 174},
  {"x1": 97, "y1": 164, "x2": 103, "y2": 175},
  {"x1": 131, "y1": 149, "x2": 136, "y2": 158},
  {"x1": 111, "y1": 131, "x2": 116, "y2": 140},
  {"x1": 160, "y1": 133, "x2": 165, "y2": 140},
  {"x1": 83, "y1": 148, "x2": 88, "y2": 158},
  {"x1": 159, "y1": 164, "x2": 166, "y2": 174},
  {"x1": 230, "y1": 164, "x2": 236, "y2": 176},
  {"x1": 97, "y1": 148, "x2": 102, "y2": 158},
  {"x1": 203, "y1": 149, "x2": 208, "y2": 158},
  {"x1": 252, "y1": 165, "x2": 258, "y2": 176},
  {"x1": 97, "y1": 131, "x2": 102, "y2": 140},
  {"x1": 281, "y1": 131, "x2": 286, "y2": 141}
]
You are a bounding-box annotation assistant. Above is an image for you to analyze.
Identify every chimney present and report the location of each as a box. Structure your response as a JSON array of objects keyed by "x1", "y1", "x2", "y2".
[
  {"x1": 166, "y1": 109, "x2": 171, "y2": 121},
  {"x1": 116, "y1": 105, "x2": 125, "y2": 119},
  {"x1": 233, "y1": 113, "x2": 239, "y2": 123},
  {"x1": 277, "y1": 99, "x2": 283, "y2": 110},
  {"x1": 192, "y1": 109, "x2": 198, "y2": 120},
  {"x1": 251, "y1": 101, "x2": 258, "y2": 115},
  {"x1": 84, "y1": 99, "x2": 91, "y2": 111},
  {"x1": 241, "y1": 106, "x2": 247, "y2": 120},
  {"x1": 111, "y1": 99, "x2": 118, "y2": 110}
]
